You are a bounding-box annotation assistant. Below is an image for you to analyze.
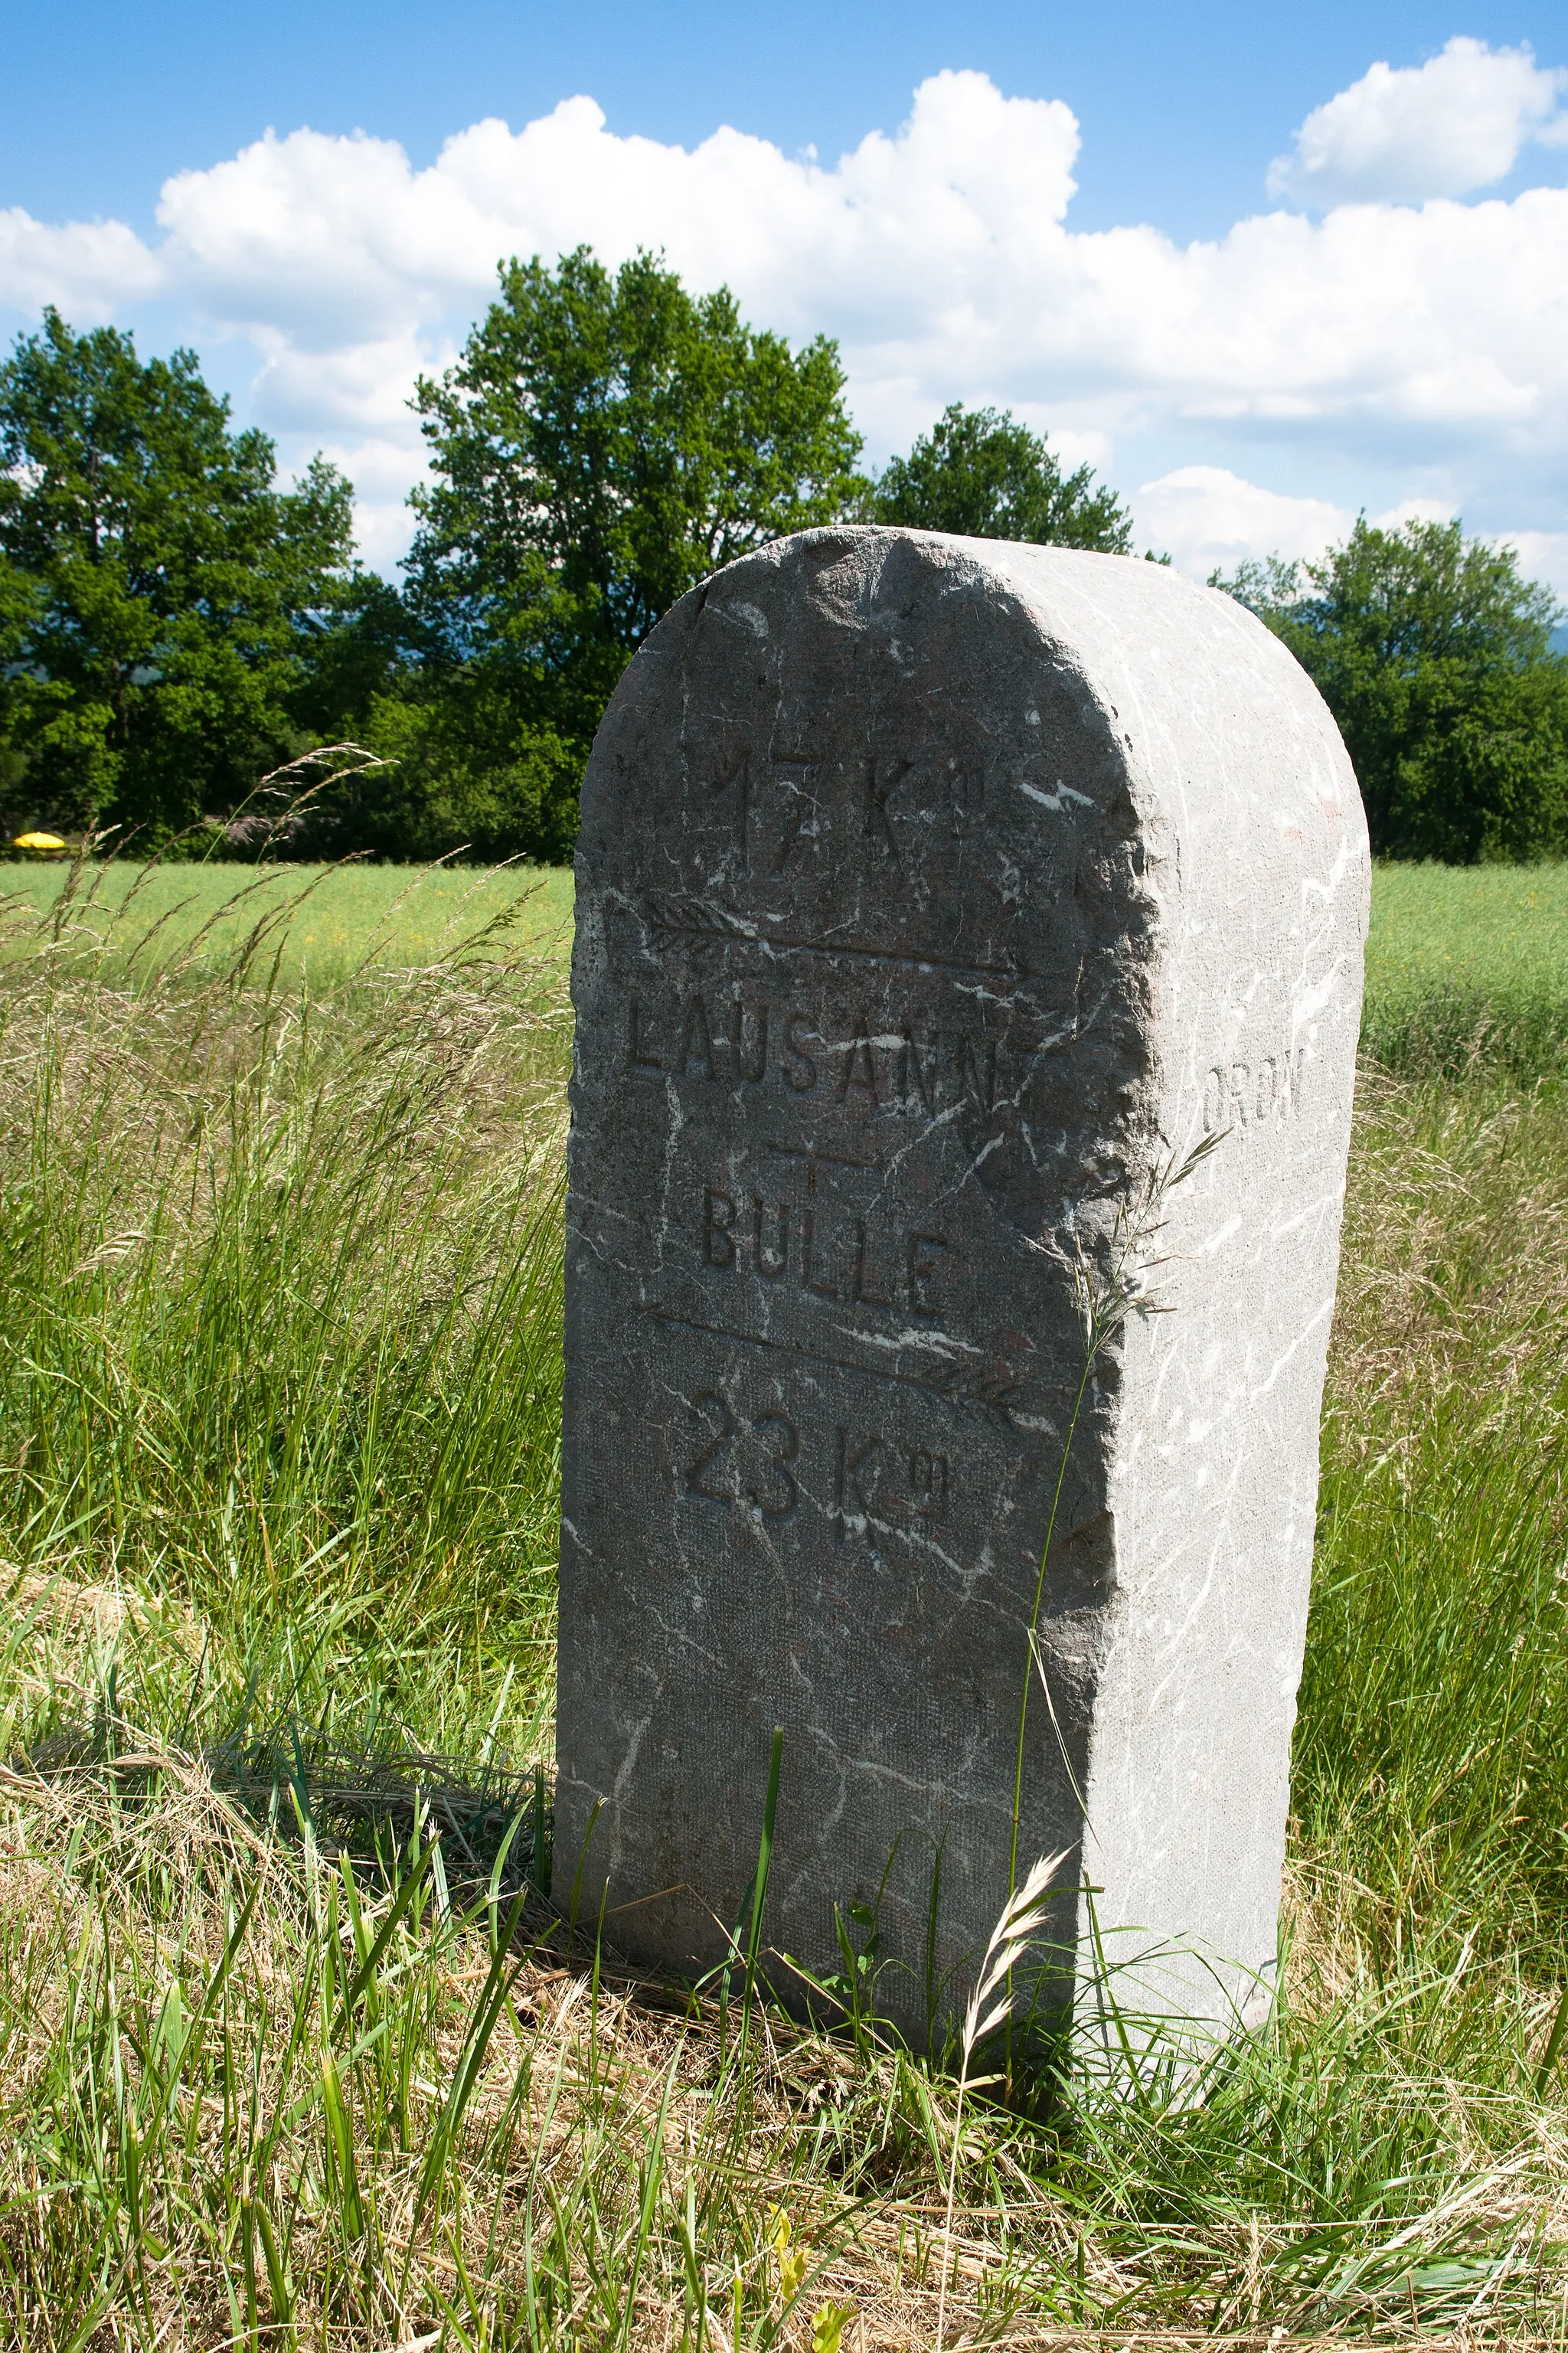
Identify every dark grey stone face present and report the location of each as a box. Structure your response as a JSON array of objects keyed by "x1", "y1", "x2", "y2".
[
  {"x1": 557, "y1": 529, "x2": 1155, "y2": 2031},
  {"x1": 557, "y1": 527, "x2": 1367, "y2": 2045}
]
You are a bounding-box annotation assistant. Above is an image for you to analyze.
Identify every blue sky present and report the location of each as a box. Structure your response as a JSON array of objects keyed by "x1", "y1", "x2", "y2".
[
  {"x1": 7, "y1": 0, "x2": 1566, "y2": 239},
  {"x1": 4, "y1": 2, "x2": 1567, "y2": 587}
]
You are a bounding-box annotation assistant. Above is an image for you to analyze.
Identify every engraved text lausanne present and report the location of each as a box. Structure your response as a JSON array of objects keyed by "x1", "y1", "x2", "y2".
[{"x1": 626, "y1": 990, "x2": 1001, "y2": 1112}]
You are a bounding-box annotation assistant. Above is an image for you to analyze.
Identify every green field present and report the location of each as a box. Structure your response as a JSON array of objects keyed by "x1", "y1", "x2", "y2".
[
  {"x1": 7, "y1": 853, "x2": 1566, "y2": 1079},
  {"x1": 2, "y1": 858, "x2": 1568, "y2": 2346},
  {"x1": 1364, "y1": 858, "x2": 1568, "y2": 1079},
  {"x1": 0, "y1": 856, "x2": 575, "y2": 989}
]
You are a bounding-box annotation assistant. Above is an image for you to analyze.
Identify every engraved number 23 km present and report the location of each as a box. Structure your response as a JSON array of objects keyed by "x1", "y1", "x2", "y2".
[
  {"x1": 680, "y1": 1391, "x2": 954, "y2": 1532},
  {"x1": 684, "y1": 1391, "x2": 799, "y2": 1517}
]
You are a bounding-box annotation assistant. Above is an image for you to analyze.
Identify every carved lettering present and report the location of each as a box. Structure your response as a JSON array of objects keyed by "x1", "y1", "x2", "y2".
[
  {"x1": 729, "y1": 998, "x2": 768, "y2": 1085},
  {"x1": 701, "y1": 1185, "x2": 953, "y2": 1325},
  {"x1": 746, "y1": 1411, "x2": 799, "y2": 1518},
  {"x1": 799, "y1": 1208, "x2": 838, "y2": 1299},
  {"x1": 835, "y1": 1427, "x2": 880, "y2": 1542},
  {"x1": 704, "y1": 1186, "x2": 737, "y2": 1267},
  {"x1": 851, "y1": 1218, "x2": 892, "y2": 1307},
  {"x1": 1202, "y1": 1045, "x2": 1308, "y2": 1136},
  {"x1": 906, "y1": 1232, "x2": 949, "y2": 1319},
  {"x1": 838, "y1": 1015, "x2": 879, "y2": 1104},
  {"x1": 753, "y1": 1198, "x2": 789, "y2": 1280},
  {"x1": 865, "y1": 755, "x2": 910, "y2": 859},
  {"x1": 709, "y1": 750, "x2": 752, "y2": 872},
  {"x1": 676, "y1": 1393, "x2": 949, "y2": 1539},
  {"x1": 782, "y1": 1011, "x2": 817, "y2": 1093},
  {"x1": 899, "y1": 1025, "x2": 936, "y2": 1115},
  {"x1": 769, "y1": 757, "x2": 820, "y2": 873},
  {"x1": 627, "y1": 994, "x2": 662, "y2": 1072},
  {"x1": 623, "y1": 988, "x2": 1008, "y2": 1114},
  {"x1": 711, "y1": 750, "x2": 827, "y2": 875},
  {"x1": 907, "y1": 1447, "x2": 950, "y2": 1520},
  {"x1": 675, "y1": 994, "x2": 716, "y2": 1080},
  {"x1": 683, "y1": 1391, "x2": 737, "y2": 1504}
]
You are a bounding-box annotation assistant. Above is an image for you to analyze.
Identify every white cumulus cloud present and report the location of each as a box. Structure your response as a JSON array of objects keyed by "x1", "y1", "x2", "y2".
[
  {"x1": 1134, "y1": 471, "x2": 1475, "y2": 583},
  {"x1": 2, "y1": 65, "x2": 1566, "y2": 591},
  {"x1": 1504, "y1": 528, "x2": 1568, "y2": 593},
  {"x1": 0, "y1": 208, "x2": 162, "y2": 320},
  {"x1": 1134, "y1": 469, "x2": 1354, "y2": 580},
  {"x1": 1268, "y1": 36, "x2": 1568, "y2": 205}
]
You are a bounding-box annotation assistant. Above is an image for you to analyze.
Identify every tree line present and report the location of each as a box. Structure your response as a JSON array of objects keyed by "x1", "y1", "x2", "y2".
[{"x1": 2, "y1": 248, "x2": 1564, "y2": 865}]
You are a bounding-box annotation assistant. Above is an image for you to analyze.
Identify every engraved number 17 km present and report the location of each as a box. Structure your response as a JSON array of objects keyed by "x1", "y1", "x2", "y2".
[
  {"x1": 710, "y1": 751, "x2": 914, "y2": 874},
  {"x1": 711, "y1": 752, "x2": 824, "y2": 877}
]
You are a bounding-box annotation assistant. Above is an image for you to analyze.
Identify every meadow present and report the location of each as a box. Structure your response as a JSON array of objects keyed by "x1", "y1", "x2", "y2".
[
  {"x1": 0, "y1": 855, "x2": 577, "y2": 990},
  {"x1": 11, "y1": 849, "x2": 1568, "y2": 1078},
  {"x1": 2, "y1": 851, "x2": 1567, "y2": 2348},
  {"x1": 1363, "y1": 861, "x2": 1568, "y2": 1080}
]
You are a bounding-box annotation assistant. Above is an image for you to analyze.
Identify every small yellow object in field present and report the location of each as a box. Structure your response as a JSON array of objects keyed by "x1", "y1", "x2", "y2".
[{"x1": 11, "y1": 831, "x2": 67, "y2": 854}]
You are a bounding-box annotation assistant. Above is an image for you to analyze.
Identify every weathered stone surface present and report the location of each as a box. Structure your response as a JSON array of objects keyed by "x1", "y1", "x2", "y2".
[{"x1": 557, "y1": 528, "x2": 1367, "y2": 2041}]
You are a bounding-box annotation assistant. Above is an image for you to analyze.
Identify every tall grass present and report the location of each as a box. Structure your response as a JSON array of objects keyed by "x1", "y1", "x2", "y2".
[
  {"x1": 1303, "y1": 1070, "x2": 1568, "y2": 1937},
  {"x1": 1363, "y1": 860, "x2": 1568, "y2": 1082},
  {"x1": 4, "y1": 860, "x2": 1568, "y2": 2345},
  {"x1": 0, "y1": 858, "x2": 568, "y2": 1752}
]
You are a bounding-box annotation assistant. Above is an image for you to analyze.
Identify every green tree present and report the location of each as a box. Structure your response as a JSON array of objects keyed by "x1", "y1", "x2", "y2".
[
  {"x1": 867, "y1": 403, "x2": 1132, "y2": 551},
  {"x1": 1219, "y1": 518, "x2": 1568, "y2": 861},
  {"x1": 0, "y1": 309, "x2": 363, "y2": 842},
  {"x1": 394, "y1": 246, "x2": 867, "y2": 857},
  {"x1": 0, "y1": 552, "x2": 43, "y2": 820}
]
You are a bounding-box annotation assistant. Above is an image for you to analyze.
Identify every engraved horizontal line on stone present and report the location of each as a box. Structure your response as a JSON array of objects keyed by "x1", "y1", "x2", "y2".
[
  {"x1": 641, "y1": 1305, "x2": 1019, "y2": 1415},
  {"x1": 640, "y1": 892, "x2": 1035, "y2": 982},
  {"x1": 760, "y1": 1140, "x2": 877, "y2": 1169}
]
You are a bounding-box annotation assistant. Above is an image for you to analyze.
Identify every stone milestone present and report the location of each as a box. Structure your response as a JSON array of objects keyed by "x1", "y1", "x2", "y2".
[{"x1": 556, "y1": 528, "x2": 1368, "y2": 2043}]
